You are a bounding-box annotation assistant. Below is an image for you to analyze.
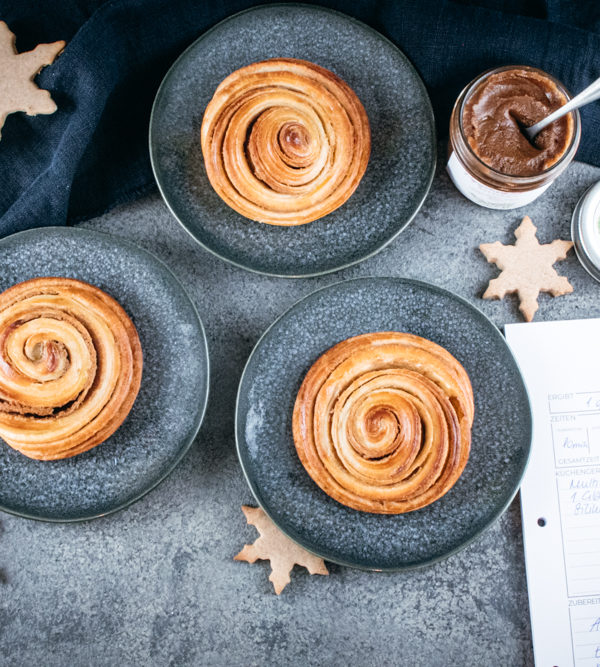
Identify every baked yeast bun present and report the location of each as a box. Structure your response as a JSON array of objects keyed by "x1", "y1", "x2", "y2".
[
  {"x1": 0, "y1": 278, "x2": 143, "y2": 460},
  {"x1": 292, "y1": 332, "x2": 474, "y2": 514},
  {"x1": 201, "y1": 58, "x2": 371, "y2": 226}
]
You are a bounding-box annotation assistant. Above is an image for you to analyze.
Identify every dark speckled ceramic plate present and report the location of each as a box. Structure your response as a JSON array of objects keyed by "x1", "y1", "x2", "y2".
[
  {"x1": 149, "y1": 4, "x2": 436, "y2": 277},
  {"x1": 0, "y1": 227, "x2": 209, "y2": 522},
  {"x1": 236, "y1": 278, "x2": 532, "y2": 570}
]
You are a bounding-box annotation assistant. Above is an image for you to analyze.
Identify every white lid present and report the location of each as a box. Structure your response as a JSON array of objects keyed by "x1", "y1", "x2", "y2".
[{"x1": 572, "y1": 181, "x2": 600, "y2": 282}]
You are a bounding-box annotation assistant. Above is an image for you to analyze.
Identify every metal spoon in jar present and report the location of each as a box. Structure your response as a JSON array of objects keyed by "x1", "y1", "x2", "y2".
[{"x1": 524, "y1": 75, "x2": 600, "y2": 141}]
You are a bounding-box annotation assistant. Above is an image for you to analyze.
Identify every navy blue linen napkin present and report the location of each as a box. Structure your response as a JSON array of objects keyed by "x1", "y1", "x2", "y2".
[{"x1": 0, "y1": 0, "x2": 599, "y2": 236}]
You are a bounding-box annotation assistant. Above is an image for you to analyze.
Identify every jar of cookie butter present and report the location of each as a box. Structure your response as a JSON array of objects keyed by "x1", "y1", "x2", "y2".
[{"x1": 447, "y1": 65, "x2": 581, "y2": 209}]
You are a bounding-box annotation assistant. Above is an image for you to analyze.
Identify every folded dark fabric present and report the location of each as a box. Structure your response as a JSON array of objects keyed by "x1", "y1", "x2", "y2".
[{"x1": 0, "y1": 0, "x2": 598, "y2": 237}]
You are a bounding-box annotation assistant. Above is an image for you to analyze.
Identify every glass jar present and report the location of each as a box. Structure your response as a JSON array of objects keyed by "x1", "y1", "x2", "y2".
[
  {"x1": 572, "y1": 181, "x2": 600, "y2": 282},
  {"x1": 446, "y1": 65, "x2": 581, "y2": 210}
]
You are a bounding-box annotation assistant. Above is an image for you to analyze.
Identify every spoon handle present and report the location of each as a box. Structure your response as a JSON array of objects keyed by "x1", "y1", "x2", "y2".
[{"x1": 531, "y1": 75, "x2": 600, "y2": 136}]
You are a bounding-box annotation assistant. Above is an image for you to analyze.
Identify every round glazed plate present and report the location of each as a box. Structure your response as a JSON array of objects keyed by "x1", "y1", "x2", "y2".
[
  {"x1": 0, "y1": 227, "x2": 209, "y2": 521},
  {"x1": 236, "y1": 278, "x2": 532, "y2": 570},
  {"x1": 150, "y1": 4, "x2": 436, "y2": 277}
]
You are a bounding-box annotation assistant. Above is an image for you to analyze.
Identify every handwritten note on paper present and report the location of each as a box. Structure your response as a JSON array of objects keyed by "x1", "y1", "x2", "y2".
[{"x1": 506, "y1": 319, "x2": 600, "y2": 667}]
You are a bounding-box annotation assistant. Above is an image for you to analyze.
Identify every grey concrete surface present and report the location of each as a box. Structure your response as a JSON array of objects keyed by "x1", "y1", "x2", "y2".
[{"x1": 1, "y1": 148, "x2": 599, "y2": 666}]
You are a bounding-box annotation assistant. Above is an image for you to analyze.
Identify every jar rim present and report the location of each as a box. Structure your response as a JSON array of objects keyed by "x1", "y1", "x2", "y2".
[
  {"x1": 457, "y1": 64, "x2": 581, "y2": 182},
  {"x1": 572, "y1": 181, "x2": 600, "y2": 282}
]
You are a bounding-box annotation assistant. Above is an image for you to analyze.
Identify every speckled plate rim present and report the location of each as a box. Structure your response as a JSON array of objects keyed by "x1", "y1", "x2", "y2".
[
  {"x1": 149, "y1": 3, "x2": 437, "y2": 279},
  {"x1": 0, "y1": 226, "x2": 210, "y2": 523},
  {"x1": 235, "y1": 276, "x2": 533, "y2": 571}
]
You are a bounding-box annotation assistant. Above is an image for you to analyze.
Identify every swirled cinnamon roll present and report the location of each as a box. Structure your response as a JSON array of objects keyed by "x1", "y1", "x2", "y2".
[
  {"x1": 0, "y1": 278, "x2": 143, "y2": 460},
  {"x1": 292, "y1": 333, "x2": 474, "y2": 514},
  {"x1": 201, "y1": 58, "x2": 371, "y2": 226}
]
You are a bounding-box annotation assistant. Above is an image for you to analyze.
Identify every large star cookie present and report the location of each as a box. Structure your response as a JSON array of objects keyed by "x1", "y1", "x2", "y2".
[
  {"x1": 479, "y1": 216, "x2": 573, "y2": 322},
  {"x1": 235, "y1": 506, "x2": 328, "y2": 594},
  {"x1": 0, "y1": 21, "x2": 65, "y2": 138}
]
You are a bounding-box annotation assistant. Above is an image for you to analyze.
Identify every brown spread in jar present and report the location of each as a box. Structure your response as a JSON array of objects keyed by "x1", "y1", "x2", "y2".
[{"x1": 462, "y1": 68, "x2": 574, "y2": 177}]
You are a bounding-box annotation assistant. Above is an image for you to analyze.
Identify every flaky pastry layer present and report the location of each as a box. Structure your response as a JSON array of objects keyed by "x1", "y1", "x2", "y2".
[
  {"x1": 0, "y1": 277, "x2": 143, "y2": 460},
  {"x1": 292, "y1": 332, "x2": 474, "y2": 513},
  {"x1": 201, "y1": 58, "x2": 371, "y2": 226}
]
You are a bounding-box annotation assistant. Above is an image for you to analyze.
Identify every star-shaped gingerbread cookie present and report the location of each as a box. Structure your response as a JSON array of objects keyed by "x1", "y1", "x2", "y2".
[
  {"x1": 479, "y1": 216, "x2": 573, "y2": 322},
  {"x1": 235, "y1": 506, "x2": 328, "y2": 594},
  {"x1": 0, "y1": 21, "x2": 65, "y2": 138}
]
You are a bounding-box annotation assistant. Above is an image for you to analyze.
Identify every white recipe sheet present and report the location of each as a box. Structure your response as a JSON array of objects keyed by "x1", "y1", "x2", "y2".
[{"x1": 506, "y1": 318, "x2": 600, "y2": 667}]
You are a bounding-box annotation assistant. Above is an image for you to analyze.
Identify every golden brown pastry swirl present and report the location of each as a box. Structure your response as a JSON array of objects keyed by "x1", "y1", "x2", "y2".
[
  {"x1": 292, "y1": 333, "x2": 474, "y2": 514},
  {"x1": 0, "y1": 278, "x2": 143, "y2": 460},
  {"x1": 201, "y1": 58, "x2": 371, "y2": 226}
]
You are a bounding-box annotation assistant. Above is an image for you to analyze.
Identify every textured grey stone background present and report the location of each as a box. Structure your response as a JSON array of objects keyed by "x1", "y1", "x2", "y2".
[{"x1": 1, "y1": 149, "x2": 599, "y2": 666}]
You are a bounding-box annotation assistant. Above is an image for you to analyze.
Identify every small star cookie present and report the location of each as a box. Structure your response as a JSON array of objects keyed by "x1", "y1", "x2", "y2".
[
  {"x1": 0, "y1": 21, "x2": 65, "y2": 138},
  {"x1": 235, "y1": 506, "x2": 328, "y2": 594},
  {"x1": 479, "y1": 216, "x2": 573, "y2": 322}
]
